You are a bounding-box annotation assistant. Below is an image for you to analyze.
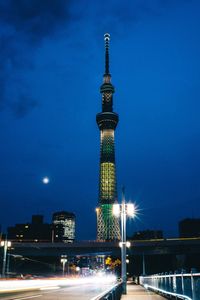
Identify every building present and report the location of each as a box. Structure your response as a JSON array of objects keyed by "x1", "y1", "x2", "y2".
[
  {"x1": 179, "y1": 218, "x2": 200, "y2": 238},
  {"x1": 52, "y1": 211, "x2": 75, "y2": 243},
  {"x1": 131, "y1": 230, "x2": 163, "y2": 240},
  {"x1": 96, "y1": 34, "x2": 120, "y2": 241},
  {"x1": 7, "y1": 215, "x2": 52, "y2": 242}
]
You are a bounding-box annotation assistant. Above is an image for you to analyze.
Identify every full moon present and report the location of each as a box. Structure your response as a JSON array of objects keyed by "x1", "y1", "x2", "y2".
[{"x1": 42, "y1": 177, "x2": 49, "y2": 184}]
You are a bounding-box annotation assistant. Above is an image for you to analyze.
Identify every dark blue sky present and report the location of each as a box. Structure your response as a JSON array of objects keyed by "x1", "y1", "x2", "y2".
[{"x1": 0, "y1": 0, "x2": 200, "y2": 239}]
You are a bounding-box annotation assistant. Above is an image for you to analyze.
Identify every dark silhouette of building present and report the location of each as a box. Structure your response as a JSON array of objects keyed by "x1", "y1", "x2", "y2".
[
  {"x1": 52, "y1": 211, "x2": 75, "y2": 243},
  {"x1": 7, "y1": 215, "x2": 52, "y2": 242},
  {"x1": 179, "y1": 218, "x2": 200, "y2": 238},
  {"x1": 131, "y1": 230, "x2": 163, "y2": 240},
  {"x1": 96, "y1": 33, "x2": 120, "y2": 241},
  {"x1": 32, "y1": 215, "x2": 43, "y2": 225}
]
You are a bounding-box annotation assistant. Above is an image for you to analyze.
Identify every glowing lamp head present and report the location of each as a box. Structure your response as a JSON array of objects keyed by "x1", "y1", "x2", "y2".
[
  {"x1": 113, "y1": 204, "x2": 120, "y2": 217},
  {"x1": 126, "y1": 203, "x2": 135, "y2": 217},
  {"x1": 126, "y1": 241, "x2": 131, "y2": 248},
  {"x1": 1, "y1": 241, "x2": 11, "y2": 247},
  {"x1": 42, "y1": 177, "x2": 49, "y2": 184}
]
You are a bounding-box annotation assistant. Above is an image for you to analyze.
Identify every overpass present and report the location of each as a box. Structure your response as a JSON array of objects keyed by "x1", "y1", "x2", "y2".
[
  {"x1": 2, "y1": 237, "x2": 200, "y2": 276},
  {"x1": 8, "y1": 237, "x2": 200, "y2": 257}
]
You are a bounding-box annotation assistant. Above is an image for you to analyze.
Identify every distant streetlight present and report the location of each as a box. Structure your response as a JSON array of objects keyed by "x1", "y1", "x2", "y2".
[
  {"x1": 113, "y1": 188, "x2": 135, "y2": 294},
  {"x1": 60, "y1": 255, "x2": 68, "y2": 276},
  {"x1": 1, "y1": 240, "x2": 11, "y2": 277}
]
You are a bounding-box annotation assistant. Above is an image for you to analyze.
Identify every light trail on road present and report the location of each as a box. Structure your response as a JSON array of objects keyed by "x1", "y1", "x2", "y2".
[{"x1": 0, "y1": 275, "x2": 117, "y2": 300}]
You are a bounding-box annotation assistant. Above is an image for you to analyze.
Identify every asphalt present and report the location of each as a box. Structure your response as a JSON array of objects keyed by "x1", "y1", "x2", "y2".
[{"x1": 0, "y1": 282, "x2": 115, "y2": 300}]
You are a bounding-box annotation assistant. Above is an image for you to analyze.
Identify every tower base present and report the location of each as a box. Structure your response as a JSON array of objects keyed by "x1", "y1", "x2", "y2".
[{"x1": 97, "y1": 204, "x2": 120, "y2": 241}]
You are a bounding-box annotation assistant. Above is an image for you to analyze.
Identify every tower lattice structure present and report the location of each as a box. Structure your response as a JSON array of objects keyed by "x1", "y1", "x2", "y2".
[{"x1": 96, "y1": 33, "x2": 120, "y2": 241}]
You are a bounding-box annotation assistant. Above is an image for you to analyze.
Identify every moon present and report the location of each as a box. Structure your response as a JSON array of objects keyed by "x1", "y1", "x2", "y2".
[{"x1": 42, "y1": 177, "x2": 49, "y2": 184}]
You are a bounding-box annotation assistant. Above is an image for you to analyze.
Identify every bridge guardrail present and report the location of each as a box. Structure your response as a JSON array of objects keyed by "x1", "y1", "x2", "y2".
[
  {"x1": 140, "y1": 271, "x2": 200, "y2": 300},
  {"x1": 91, "y1": 280, "x2": 123, "y2": 300}
]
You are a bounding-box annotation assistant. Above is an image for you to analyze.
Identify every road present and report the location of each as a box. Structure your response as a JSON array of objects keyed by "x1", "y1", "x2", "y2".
[{"x1": 0, "y1": 276, "x2": 117, "y2": 300}]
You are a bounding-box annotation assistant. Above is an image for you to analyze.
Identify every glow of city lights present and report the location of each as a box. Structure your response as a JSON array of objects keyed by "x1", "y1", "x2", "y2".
[{"x1": 42, "y1": 177, "x2": 49, "y2": 184}]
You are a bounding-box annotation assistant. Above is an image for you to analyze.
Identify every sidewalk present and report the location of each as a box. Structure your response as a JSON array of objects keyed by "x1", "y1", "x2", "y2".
[{"x1": 121, "y1": 283, "x2": 166, "y2": 299}]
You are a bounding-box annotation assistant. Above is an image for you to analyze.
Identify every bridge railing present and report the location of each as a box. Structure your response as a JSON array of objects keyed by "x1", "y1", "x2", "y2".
[
  {"x1": 140, "y1": 271, "x2": 200, "y2": 300},
  {"x1": 92, "y1": 280, "x2": 123, "y2": 300}
]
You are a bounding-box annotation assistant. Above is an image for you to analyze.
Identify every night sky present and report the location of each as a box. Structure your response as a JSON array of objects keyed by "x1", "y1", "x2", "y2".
[{"x1": 0, "y1": 0, "x2": 200, "y2": 240}]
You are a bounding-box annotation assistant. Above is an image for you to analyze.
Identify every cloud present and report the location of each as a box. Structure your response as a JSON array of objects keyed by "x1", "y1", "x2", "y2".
[
  {"x1": 10, "y1": 94, "x2": 38, "y2": 118},
  {"x1": 0, "y1": 0, "x2": 191, "y2": 117},
  {"x1": 0, "y1": 0, "x2": 72, "y2": 43},
  {"x1": 0, "y1": 0, "x2": 73, "y2": 117},
  {"x1": 90, "y1": 0, "x2": 191, "y2": 37},
  {"x1": 0, "y1": 76, "x2": 6, "y2": 111}
]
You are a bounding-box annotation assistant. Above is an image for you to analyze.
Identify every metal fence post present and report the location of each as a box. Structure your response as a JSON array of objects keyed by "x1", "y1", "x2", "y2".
[
  {"x1": 169, "y1": 273, "x2": 172, "y2": 292},
  {"x1": 181, "y1": 272, "x2": 185, "y2": 296},
  {"x1": 191, "y1": 271, "x2": 196, "y2": 300},
  {"x1": 173, "y1": 272, "x2": 177, "y2": 294}
]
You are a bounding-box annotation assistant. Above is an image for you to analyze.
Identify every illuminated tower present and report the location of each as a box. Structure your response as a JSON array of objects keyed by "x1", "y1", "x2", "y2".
[{"x1": 96, "y1": 33, "x2": 120, "y2": 241}]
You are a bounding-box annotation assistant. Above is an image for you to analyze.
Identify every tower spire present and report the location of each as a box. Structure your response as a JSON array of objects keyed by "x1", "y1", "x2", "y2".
[{"x1": 104, "y1": 33, "x2": 110, "y2": 75}]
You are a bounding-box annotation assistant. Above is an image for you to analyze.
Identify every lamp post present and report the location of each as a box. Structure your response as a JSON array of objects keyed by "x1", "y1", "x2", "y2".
[
  {"x1": 1, "y1": 240, "x2": 11, "y2": 278},
  {"x1": 113, "y1": 189, "x2": 135, "y2": 294},
  {"x1": 61, "y1": 255, "x2": 68, "y2": 276}
]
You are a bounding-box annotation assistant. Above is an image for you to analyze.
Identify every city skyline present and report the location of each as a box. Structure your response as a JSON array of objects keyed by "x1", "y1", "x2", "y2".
[{"x1": 0, "y1": 0, "x2": 200, "y2": 240}]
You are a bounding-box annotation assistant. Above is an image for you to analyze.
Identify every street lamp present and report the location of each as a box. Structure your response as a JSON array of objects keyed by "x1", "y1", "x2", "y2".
[
  {"x1": 60, "y1": 255, "x2": 68, "y2": 276},
  {"x1": 1, "y1": 240, "x2": 11, "y2": 278},
  {"x1": 113, "y1": 190, "x2": 135, "y2": 294}
]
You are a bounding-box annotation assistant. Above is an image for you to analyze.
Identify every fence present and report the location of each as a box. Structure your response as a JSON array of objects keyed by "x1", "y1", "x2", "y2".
[
  {"x1": 140, "y1": 272, "x2": 200, "y2": 300},
  {"x1": 92, "y1": 280, "x2": 123, "y2": 300}
]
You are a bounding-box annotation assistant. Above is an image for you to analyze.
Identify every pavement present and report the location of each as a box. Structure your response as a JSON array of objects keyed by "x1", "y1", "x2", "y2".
[
  {"x1": 121, "y1": 283, "x2": 166, "y2": 300},
  {"x1": 0, "y1": 277, "x2": 118, "y2": 300}
]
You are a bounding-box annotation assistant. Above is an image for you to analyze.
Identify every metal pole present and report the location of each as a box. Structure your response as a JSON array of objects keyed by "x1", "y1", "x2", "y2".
[
  {"x1": 169, "y1": 273, "x2": 173, "y2": 293},
  {"x1": 121, "y1": 188, "x2": 127, "y2": 294},
  {"x1": 191, "y1": 271, "x2": 196, "y2": 300},
  {"x1": 142, "y1": 253, "x2": 146, "y2": 275},
  {"x1": 181, "y1": 272, "x2": 185, "y2": 296},
  {"x1": 2, "y1": 242, "x2": 7, "y2": 278},
  {"x1": 61, "y1": 257, "x2": 67, "y2": 276},
  {"x1": 6, "y1": 253, "x2": 10, "y2": 277},
  {"x1": 62, "y1": 261, "x2": 65, "y2": 276}
]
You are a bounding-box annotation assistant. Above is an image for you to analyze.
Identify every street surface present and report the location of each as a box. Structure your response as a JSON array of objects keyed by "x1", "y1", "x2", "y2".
[
  {"x1": 0, "y1": 276, "x2": 117, "y2": 300},
  {"x1": 122, "y1": 284, "x2": 166, "y2": 300}
]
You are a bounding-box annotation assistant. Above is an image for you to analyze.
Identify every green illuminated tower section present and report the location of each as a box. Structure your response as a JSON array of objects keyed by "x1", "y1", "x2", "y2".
[{"x1": 96, "y1": 33, "x2": 120, "y2": 241}]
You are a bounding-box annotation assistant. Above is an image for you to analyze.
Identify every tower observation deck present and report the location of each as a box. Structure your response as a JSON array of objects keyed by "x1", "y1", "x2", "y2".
[{"x1": 96, "y1": 34, "x2": 120, "y2": 241}]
